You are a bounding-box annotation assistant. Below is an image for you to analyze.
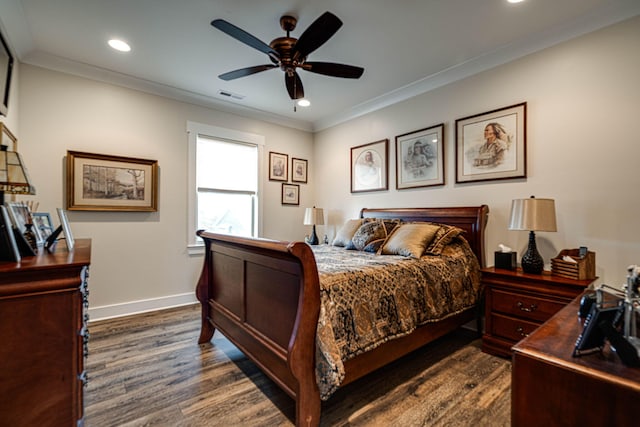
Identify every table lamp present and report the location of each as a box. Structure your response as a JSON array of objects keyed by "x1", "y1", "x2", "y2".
[
  {"x1": 303, "y1": 206, "x2": 324, "y2": 245},
  {"x1": 0, "y1": 144, "x2": 36, "y2": 204},
  {"x1": 508, "y1": 196, "x2": 557, "y2": 274}
]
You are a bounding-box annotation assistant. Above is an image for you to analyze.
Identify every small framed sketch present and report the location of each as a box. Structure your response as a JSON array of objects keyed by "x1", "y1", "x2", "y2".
[
  {"x1": 455, "y1": 102, "x2": 527, "y2": 183},
  {"x1": 281, "y1": 183, "x2": 299, "y2": 205},
  {"x1": 269, "y1": 151, "x2": 288, "y2": 181},
  {"x1": 350, "y1": 139, "x2": 388, "y2": 193},
  {"x1": 291, "y1": 158, "x2": 308, "y2": 183},
  {"x1": 396, "y1": 123, "x2": 445, "y2": 189},
  {"x1": 67, "y1": 151, "x2": 158, "y2": 211}
]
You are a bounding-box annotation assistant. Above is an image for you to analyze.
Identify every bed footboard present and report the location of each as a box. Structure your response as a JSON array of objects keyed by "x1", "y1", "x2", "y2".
[{"x1": 196, "y1": 231, "x2": 322, "y2": 426}]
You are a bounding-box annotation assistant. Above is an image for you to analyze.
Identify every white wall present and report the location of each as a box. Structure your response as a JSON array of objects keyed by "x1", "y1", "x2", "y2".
[
  {"x1": 16, "y1": 65, "x2": 313, "y2": 319},
  {"x1": 313, "y1": 16, "x2": 640, "y2": 287}
]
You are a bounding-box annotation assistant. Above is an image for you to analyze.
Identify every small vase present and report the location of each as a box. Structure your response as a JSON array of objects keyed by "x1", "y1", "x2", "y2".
[{"x1": 23, "y1": 223, "x2": 38, "y2": 251}]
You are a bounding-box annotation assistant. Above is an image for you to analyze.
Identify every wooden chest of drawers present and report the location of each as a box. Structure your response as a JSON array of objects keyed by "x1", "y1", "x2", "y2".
[
  {"x1": 481, "y1": 267, "x2": 595, "y2": 358},
  {"x1": 0, "y1": 239, "x2": 91, "y2": 427}
]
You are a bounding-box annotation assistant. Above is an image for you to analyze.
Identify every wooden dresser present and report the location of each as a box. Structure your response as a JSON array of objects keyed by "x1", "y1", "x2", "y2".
[
  {"x1": 0, "y1": 239, "x2": 91, "y2": 427},
  {"x1": 512, "y1": 295, "x2": 640, "y2": 426},
  {"x1": 481, "y1": 267, "x2": 595, "y2": 357}
]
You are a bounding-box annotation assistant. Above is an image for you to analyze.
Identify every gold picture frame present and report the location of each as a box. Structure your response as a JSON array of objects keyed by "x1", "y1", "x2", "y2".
[{"x1": 66, "y1": 151, "x2": 158, "y2": 211}]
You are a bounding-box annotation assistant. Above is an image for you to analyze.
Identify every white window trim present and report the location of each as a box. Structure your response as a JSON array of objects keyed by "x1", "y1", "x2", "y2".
[{"x1": 187, "y1": 121, "x2": 265, "y2": 255}]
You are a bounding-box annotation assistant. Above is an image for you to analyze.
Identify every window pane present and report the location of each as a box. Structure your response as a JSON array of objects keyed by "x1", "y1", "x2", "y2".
[
  {"x1": 197, "y1": 191, "x2": 254, "y2": 237},
  {"x1": 197, "y1": 137, "x2": 257, "y2": 192}
]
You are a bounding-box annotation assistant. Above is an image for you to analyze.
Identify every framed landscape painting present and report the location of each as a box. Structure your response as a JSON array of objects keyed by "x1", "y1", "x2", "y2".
[{"x1": 66, "y1": 151, "x2": 158, "y2": 211}]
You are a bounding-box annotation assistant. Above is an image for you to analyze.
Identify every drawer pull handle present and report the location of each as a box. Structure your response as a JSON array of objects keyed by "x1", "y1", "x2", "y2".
[
  {"x1": 517, "y1": 301, "x2": 537, "y2": 312},
  {"x1": 516, "y1": 326, "x2": 529, "y2": 338}
]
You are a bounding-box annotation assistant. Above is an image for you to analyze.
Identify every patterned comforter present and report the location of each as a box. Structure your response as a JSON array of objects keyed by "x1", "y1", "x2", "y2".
[{"x1": 311, "y1": 237, "x2": 481, "y2": 399}]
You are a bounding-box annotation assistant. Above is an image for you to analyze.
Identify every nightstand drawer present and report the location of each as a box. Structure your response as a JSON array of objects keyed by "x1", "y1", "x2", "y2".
[
  {"x1": 490, "y1": 288, "x2": 566, "y2": 323},
  {"x1": 490, "y1": 312, "x2": 540, "y2": 342}
]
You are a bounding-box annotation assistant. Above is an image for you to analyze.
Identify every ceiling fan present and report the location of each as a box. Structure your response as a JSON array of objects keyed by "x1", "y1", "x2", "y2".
[{"x1": 211, "y1": 11, "x2": 364, "y2": 100}]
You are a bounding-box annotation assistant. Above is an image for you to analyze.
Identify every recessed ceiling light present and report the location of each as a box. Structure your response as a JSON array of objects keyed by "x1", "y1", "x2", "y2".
[
  {"x1": 297, "y1": 99, "x2": 311, "y2": 107},
  {"x1": 507, "y1": 0, "x2": 525, "y2": 3},
  {"x1": 108, "y1": 39, "x2": 131, "y2": 52}
]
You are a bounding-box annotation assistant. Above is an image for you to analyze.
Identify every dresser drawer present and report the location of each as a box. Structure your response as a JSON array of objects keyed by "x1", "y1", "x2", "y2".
[
  {"x1": 490, "y1": 312, "x2": 540, "y2": 342},
  {"x1": 490, "y1": 288, "x2": 566, "y2": 323}
]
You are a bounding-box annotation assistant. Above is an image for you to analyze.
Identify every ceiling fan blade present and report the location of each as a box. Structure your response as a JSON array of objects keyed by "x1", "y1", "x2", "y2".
[
  {"x1": 292, "y1": 11, "x2": 342, "y2": 61},
  {"x1": 211, "y1": 19, "x2": 280, "y2": 62},
  {"x1": 218, "y1": 64, "x2": 278, "y2": 81},
  {"x1": 285, "y1": 71, "x2": 305, "y2": 100},
  {"x1": 302, "y1": 62, "x2": 364, "y2": 79}
]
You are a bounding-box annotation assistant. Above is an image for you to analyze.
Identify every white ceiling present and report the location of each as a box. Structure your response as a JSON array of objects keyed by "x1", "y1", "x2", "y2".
[{"x1": 1, "y1": 0, "x2": 639, "y2": 131}]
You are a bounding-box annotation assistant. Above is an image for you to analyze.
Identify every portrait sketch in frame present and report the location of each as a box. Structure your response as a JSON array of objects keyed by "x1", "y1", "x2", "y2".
[
  {"x1": 66, "y1": 151, "x2": 158, "y2": 211},
  {"x1": 455, "y1": 102, "x2": 527, "y2": 183},
  {"x1": 396, "y1": 123, "x2": 445, "y2": 190},
  {"x1": 33, "y1": 212, "x2": 54, "y2": 240},
  {"x1": 291, "y1": 158, "x2": 308, "y2": 183},
  {"x1": 281, "y1": 183, "x2": 299, "y2": 205},
  {"x1": 269, "y1": 151, "x2": 288, "y2": 181},
  {"x1": 350, "y1": 139, "x2": 388, "y2": 193}
]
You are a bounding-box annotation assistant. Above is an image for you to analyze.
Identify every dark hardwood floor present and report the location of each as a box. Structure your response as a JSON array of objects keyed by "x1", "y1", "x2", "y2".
[{"x1": 85, "y1": 304, "x2": 511, "y2": 426}]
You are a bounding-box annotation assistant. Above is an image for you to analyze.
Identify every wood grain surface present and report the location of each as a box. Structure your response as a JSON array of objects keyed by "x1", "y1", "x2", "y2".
[{"x1": 85, "y1": 304, "x2": 510, "y2": 426}]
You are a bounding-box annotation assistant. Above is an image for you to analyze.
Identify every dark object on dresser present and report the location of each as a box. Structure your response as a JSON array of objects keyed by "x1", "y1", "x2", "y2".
[
  {"x1": 0, "y1": 239, "x2": 91, "y2": 426},
  {"x1": 196, "y1": 206, "x2": 488, "y2": 427},
  {"x1": 494, "y1": 251, "x2": 516, "y2": 270}
]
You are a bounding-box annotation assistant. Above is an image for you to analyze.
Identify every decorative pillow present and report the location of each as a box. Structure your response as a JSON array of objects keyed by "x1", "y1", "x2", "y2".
[
  {"x1": 346, "y1": 219, "x2": 401, "y2": 252},
  {"x1": 332, "y1": 219, "x2": 365, "y2": 247},
  {"x1": 424, "y1": 223, "x2": 464, "y2": 255},
  {"x1": 379, "y1": 222, "x2": 442, "y2": 258}
]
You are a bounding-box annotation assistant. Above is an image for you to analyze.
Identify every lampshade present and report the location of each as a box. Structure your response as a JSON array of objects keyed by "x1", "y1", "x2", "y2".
[
  {"x1": 508, "y1": 197, "x2": 556, "y2": 232},
  {"x1": 303, "y1": 207, "x2": 324, "y2": 226},
  {"x1": 0, "y1": 145, "x2": 36, "y2": 200}
]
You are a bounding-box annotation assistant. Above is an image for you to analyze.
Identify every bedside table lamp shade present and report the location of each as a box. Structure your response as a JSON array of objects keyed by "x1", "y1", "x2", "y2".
[
  {"x1": 509, "y1": 197, "x2": 556, "y2": 274},
  {"x1": 303, "y1": 207, "x2": 324, "y2": 245}
]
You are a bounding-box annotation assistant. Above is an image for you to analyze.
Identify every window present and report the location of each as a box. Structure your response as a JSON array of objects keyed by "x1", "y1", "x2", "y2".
[{"x1": 187, "y1": 122, "x2": 264, "y2": 251}]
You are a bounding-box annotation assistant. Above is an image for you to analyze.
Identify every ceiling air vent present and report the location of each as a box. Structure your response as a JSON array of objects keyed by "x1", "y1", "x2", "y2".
[{"x1": 217, "y1": 89, "x2": 245, "y2": 100}]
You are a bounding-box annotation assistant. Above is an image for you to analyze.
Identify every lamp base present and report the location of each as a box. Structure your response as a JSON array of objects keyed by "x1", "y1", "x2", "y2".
[
  {"x1": 308, "y1": 225, "x2": 319, "y2": 245},
  {"x1": 521, "y1": 230, "x2": 544, "y2": 274}
]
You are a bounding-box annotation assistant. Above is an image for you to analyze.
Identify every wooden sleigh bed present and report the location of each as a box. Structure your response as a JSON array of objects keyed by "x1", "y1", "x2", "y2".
[{"x1": 196, "y1": 205, "x2": 489, "y2": 426}]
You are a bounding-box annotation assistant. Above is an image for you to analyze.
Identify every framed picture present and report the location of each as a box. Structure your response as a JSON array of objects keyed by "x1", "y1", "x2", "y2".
[
  {"x1": 281, "y1": 183, "x2": 299, "y2": 205},
  {"x1": 66, "y1": 151, "x2": 158, "y2": 211},
  {"x1": 33, "y1": 212, "x2": 54, "y2": 240},
  {"x1": 395, "y1": 123, "x2": 445, "y2": 189},
  {"x1": 0, "y1": 205, "x2": 20, "y2": 262},
  {"x1": 291, "y1": 158, "x2": 308, "y2": 183},
  {"x1": 7, "y1": 201, "x2": 30, "y2": 234},
  {"x1": 269, "y1": 151, "x2": 288, "y2": 181},
  {"x1": 455, "y1": 102, "x2": 527, "y2": 183},
  {"x1": 350, "y1": 139, "x2": 388, "y2": 193},
  {"x1": 57, "y1": 208, "x2": 74, "y2": 251}
]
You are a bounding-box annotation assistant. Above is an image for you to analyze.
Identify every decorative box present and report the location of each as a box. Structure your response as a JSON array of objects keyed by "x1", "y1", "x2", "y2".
[
  {"x1": 495, "y1": 251, "x2": 517, "y2": 270},
  {"x1": 551, "y1": 249, "x2": 596, "y2": 280}
]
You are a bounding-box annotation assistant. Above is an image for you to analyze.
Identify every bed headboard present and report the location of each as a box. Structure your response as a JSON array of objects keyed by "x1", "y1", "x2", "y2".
[{"x1": 360, "y1": 205, "x2": 489, "y2": 267}]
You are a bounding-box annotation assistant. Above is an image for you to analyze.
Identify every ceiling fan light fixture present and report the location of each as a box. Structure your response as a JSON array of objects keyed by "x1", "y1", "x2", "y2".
[
  {"x1": 108, "y1": 39, "x2": 131, "y2": 52},
  {"x1": 297, "y1": 99, "x2": 310, "y2": 107}
]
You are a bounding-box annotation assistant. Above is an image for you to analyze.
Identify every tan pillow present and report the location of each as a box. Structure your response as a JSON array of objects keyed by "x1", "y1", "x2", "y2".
[
  {"x1": 424, "y1": 224, "x2": 464, "y2": 255},
  {"x1": 332, "y1": 219, "x2": 364, "y2": 247},
  {"x1": 380, "y1": 222, "x2": 441, "y2": 257}
]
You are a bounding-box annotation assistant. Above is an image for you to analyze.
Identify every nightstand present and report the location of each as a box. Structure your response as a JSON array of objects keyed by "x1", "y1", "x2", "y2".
[{"x1": 481, "y1": 267, "x2": 596, "y2": 358}]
